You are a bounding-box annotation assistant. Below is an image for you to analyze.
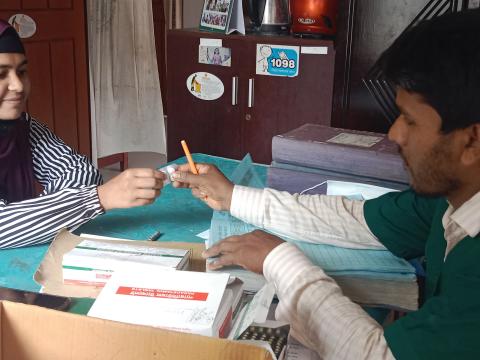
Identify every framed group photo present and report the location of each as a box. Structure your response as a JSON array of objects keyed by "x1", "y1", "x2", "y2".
[{"x1": 199, "y1": 0, "x2": 245, "y2": 34}]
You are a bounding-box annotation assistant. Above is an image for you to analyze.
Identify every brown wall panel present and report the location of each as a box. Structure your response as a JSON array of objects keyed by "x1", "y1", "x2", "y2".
[
  {"x1": 22, "y1": 0, "x2": 48, "y2": 9},
  {"x1": 0, "y1": 1, "x2": 21, "y2": 10},
  {"x1": 50, "y1": 40, "x2": 78, "y2": 149},
  {"x1": 25, "y1": 42, "x2": 54, "y2": 130},
  {"x1": 48, "y1": 0, "x2": 73, "y2": 10}
]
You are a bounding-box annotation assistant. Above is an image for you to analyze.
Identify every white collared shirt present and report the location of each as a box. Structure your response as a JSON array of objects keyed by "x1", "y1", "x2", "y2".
[
  {"x1": 230, "y1": 185, "x2": 480, "y2": 360},
  {"x1": 442, "y1": 191, "x2": 480, "y2": 258}
]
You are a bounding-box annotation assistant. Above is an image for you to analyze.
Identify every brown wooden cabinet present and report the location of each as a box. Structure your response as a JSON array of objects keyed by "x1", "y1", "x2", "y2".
[{"x1": 166, "y1": 29, "x2": 335, "y2": 164}]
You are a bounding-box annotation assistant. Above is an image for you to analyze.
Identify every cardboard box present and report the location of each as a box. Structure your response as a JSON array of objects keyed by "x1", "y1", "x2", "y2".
[
  {"x1": 31, "y1": 231, "x2": 288, "y2": 358},
  {"x1": 0, "y1": 301, "x2": 273, "y2": 360}
]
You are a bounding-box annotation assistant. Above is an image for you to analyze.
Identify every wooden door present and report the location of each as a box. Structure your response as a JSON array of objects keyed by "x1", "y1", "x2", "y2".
[
  {"x1": 244, "y1": 36, "x2": 335, "y2": 164},
  {"x1": 166, "y1": 30, "x2": 247, "y2": 161},
  {"x1": 0, "y1": 0, "x2": 91, "y2": 157},
  {"x1": 331, "y1": 0, "x2": 446, "y2": 133}
]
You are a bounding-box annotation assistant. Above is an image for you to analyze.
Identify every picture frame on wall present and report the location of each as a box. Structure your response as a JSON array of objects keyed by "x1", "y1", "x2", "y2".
[{"x1": 199, "y1": 0, "x2": 245, "y2": 34}]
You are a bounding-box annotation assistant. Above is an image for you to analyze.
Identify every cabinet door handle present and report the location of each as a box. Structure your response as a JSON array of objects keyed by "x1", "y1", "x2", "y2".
[
  {"x1": 232, "y1": 76, "x2": 238, "y2": 106},
  {"x1": 248, "y1": 78, "x2": 255, "y2": 108}
]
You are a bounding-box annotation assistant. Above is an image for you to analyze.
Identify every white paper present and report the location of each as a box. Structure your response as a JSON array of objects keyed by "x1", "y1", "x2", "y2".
[
  {"x1": 228, "y1": 283, "x2": 276, "y2": 339},
  {"x1": 301, "y1": 46, "x2": 328, "y2": 55},
  {"x1": 80, "y1": 233, "x2": 135, "y2": 241},
  {"x1": 196, "y1": 229, "x2": 210, "y2": 240},
  {"x1": 326, "y1": 180, "x2": 397, "y2": 200},
  {"x1": 226, "y1": 0, "x2": 246, "y2": 34},
  {"x1": 88, "y1": 266, "x2": 230, "y2": 336},
  {"x1": 200, "y1": 38, "x2": 223, "y2": 47},
  {"x1": 327, "y1": 132, "x2": 383, "y2": 148},
  {"x1": 285, "y1": 337, "x2": 321, "y2": 360}
]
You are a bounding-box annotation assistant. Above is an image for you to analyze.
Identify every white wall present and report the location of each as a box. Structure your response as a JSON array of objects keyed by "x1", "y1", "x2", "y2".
[{"x1": 183, "y1": 0, "x2": 204, "y2": 28}]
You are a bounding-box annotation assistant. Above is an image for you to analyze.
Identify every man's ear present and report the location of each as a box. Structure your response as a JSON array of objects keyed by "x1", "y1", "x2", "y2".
[{"x1": 460, "y1": 123, "x2": 480, "y2": 166}]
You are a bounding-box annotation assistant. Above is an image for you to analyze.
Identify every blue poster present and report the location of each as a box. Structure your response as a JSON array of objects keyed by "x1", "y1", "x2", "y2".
[{"x1": 256, "y1": 44, "x2": 300, "y2": 77}]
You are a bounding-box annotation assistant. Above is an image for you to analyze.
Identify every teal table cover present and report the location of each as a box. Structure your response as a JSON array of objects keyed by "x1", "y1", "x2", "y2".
[{"x1": 0, "y1": 154, "x2": 267, "y2": 291}]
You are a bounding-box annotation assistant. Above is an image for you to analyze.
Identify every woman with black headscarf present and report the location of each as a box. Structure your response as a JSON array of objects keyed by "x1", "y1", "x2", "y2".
[{"x1": 0, "y1": 20, "x2": 165, "y2": 248}]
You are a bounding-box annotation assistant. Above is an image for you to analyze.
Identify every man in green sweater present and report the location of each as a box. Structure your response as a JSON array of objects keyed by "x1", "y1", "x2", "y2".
[{"x1": 172, "y1": 9, "x2": 480, "y2": 360}]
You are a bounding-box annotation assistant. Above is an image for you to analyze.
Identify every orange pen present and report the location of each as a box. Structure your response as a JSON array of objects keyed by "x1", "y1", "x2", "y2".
[{"x1": 180, "y1": 140, "x2": 199, "y2": 175}]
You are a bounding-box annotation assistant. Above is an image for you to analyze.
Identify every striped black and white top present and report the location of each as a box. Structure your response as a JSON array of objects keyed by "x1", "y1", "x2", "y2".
[{"x1": 0, "y1": 114, "x2": 104, "y2": 248}]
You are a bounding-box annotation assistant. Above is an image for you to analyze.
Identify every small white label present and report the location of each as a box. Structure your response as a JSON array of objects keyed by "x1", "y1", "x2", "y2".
[
  {"x1": 327, "y1": 133, "x2": 383, "y2": 148},
  {"x1": 301, "y1": 46, "x2": 328, "y2": 55},
  {"x1": 200, "y1": 38, "x2": 223, "y2": 47},
  {"x1": 8, "y1": 14, "x2": 37, "y2": 39}
]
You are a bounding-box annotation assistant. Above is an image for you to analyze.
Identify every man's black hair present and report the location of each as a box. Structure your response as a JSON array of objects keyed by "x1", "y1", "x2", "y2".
[{"x1": 377, "y1": 9, "x2": 480, "y2": 133}]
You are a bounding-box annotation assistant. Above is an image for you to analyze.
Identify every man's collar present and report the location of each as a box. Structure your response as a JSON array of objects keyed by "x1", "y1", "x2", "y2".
[{"x1": 448, "y1": 191, "x2": 480, "y2": 238}]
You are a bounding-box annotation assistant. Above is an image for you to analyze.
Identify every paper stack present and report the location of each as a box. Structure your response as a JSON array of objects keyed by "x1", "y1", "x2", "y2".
[
  {"x1": 62, "y1": 240, "x2": 190, "y2": 287},
  {"x1": 207, "y1": 211, "x2": 418, "y2": 310},
  {"x1": 294, "y1": 241, "x2": 418, "y2": 311},
  {"x1": 88, "y1": 267, "x2": 244, "y2": 338}
]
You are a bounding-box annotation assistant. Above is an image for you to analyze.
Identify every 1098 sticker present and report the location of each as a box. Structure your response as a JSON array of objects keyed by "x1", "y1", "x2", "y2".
[{"x1": 256, "y1": 44, "x2": 300, "y2": 77}]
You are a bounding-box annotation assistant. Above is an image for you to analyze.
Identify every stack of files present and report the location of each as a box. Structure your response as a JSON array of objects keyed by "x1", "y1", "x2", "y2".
[
  {"x1": 293, "y1": 241, "x2": 418, "y2": 311},
  {"x1": 268, "y1": 123, "x2": 409, "y2": 194},
  {"x1": 88, "y1": 265, "x2": 245, "y2": 338},
  {"x1": 207, "y1": 211, "x2": 418, "y2": 311},
  {"x1": 268, "y1": 161, "x2": 408, "y2": 195},
  {"x1": 62, "y1": 239, "x2": 191, "y2": 287}
]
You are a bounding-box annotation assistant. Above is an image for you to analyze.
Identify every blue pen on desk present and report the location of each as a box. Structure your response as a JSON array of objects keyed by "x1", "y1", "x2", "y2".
[{"x1": 148, "y1": 231, "x2": 163, "y2": 241}]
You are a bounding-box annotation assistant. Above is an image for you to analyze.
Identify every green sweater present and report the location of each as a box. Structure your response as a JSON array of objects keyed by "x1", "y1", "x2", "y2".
[{"x1": 364, "y1": 190, "x2": 480, "y2": 360}]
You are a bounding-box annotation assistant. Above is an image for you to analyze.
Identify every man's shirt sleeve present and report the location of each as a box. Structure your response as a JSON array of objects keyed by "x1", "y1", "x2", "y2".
[
  {"x1": 231, "y1": 185, "x2": 385, "y2": 249},
  {"x1": 264, "y1": 242, "x2": 395, "y2": 360}
]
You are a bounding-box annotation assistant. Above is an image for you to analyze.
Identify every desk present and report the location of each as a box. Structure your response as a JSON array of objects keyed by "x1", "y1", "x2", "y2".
[
  {"x1": 0, "y1": 154, "x2": 267, "y2": 292},
  {"x1": 0, "y1": 154, "x2": 393, "y2": 324}
]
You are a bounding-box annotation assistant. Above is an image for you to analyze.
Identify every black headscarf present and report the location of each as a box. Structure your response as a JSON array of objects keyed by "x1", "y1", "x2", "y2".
[
  {"x1": 0, "y1": 19, "x2": 36, "y2": 202},
  {"x1": 0, "y1": 20, "x2": 25, "y2": 54}
]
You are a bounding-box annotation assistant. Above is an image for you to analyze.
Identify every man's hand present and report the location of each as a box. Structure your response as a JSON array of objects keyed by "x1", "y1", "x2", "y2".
[
  {"x1": 171, "y1": 163, "x2": 234, "y2": 211},
  {"x1": 97, "y1": 168, "x2": 165, "y2": 211},
  {"x1": 202, "y1": 230, "x2": 285, "y2": 274}
]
